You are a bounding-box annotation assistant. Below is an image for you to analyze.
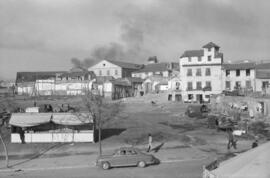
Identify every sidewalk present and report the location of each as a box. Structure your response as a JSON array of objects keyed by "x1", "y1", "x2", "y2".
[{"x1": 0, "y1": 141, "x2": 208, "y2": 172}]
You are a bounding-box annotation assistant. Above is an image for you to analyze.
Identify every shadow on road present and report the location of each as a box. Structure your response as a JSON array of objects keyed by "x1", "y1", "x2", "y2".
[{"x1": 151, "y1": 142, "x2": 165, "y2": 153}]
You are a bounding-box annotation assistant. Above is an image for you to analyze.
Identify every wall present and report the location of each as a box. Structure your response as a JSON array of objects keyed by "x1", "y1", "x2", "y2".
[
  {"x1": 222, "y1": 69, "x2": 255, "y2": 91},
  {"x1": 11, "y1": 131, "x2": 94, "y2": 143},
  {"x1": 132, "y1": 70, "x2": 170, "y2": 79},
  {"x1": 255, "y1": 78, "x2": 270, "y2": 92},
  {"x1": 88, "y1": 60, "x2": 122, "y2": 79},
  {"x1": 17, "y1": 80, "x2": 94, "y2": 96}
]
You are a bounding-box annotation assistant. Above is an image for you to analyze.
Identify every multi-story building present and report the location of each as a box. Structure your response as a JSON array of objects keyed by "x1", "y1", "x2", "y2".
[
  {"x1": 88, "y1": 60, "x2": 142, "y2": 79},
  {"x1": 222, "y1": 61, "x2": 256, "y2": 91},
  {"x1": 179, "y1": 42, "x2": 223, "y2": 102}
]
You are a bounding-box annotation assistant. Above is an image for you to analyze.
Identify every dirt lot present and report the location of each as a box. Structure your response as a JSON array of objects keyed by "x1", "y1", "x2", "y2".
[{"x1": 0, "y1": 94, "x2": 260, "y2": 162}]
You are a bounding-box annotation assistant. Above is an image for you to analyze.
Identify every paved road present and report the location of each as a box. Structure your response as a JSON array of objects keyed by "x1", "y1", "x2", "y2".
[{"x1": 0, "y1": 159, "x2": 207, "y2": 178}]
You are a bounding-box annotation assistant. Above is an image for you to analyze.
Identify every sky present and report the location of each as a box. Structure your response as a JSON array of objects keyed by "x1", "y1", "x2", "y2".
[{"x1": 1, "y1": 0, "x2": 270, "y2": 80}]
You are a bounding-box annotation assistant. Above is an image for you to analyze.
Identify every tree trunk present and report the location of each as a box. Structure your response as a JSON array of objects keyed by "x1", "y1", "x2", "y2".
[
  {"x1": 0, "y1": 133, "x2": 9, "y2": 168},
  {"x1": 98, "y1": 110, "x2": 102, "y2": 156}
]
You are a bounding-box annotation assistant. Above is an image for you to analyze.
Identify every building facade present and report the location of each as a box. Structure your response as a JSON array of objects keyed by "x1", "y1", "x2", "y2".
[
  {"x1": 16, "y1": 68, "x2": 96, "y2": 96},
  {"x1": 179, "y1": 42, "x2": 223, "y2": 102},
  {"x1": 222, "y1": 61, "x2": 256, "y2": 91},
  {"x1": 88, "y1": 60, "x2": 142, "y2": 79}
]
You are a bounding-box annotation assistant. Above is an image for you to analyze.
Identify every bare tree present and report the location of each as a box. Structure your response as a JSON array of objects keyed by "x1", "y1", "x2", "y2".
[
  {"x1": 82, "y1": 90, "x2": 121, "y2": 156},
  {"x1": 0, "y1": 126, "x2": 9, "y2": 168}
]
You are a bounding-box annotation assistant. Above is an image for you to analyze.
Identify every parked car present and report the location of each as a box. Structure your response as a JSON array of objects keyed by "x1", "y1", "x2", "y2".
[
  {"x1": 96, "y1": 147, "x2": 159, "y2": 170},
  {"x1": 222, "y1": 90, "x2": 244, "y2": 96}
]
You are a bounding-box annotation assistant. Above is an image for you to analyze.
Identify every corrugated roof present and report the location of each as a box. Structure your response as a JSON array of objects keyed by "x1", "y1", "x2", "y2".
[
  {"x1": 255, "y1": 63, "x2": 270, "y2": 69},
  {"x1": 16, "y1": 71, "x2": 65, "y2": 83},
  {"x1": 222, "y1": 62, "x2": 256, "y2": 70},
  {"x1": 180, "y1": 50, "x2": 204, "y2": 58},
  {"x1": 107, "y1": 60, "x2": 142, "y2": 70},
  {"x1": 134, "y1": 63, "x2": 170, "y2": 73},
  {"x1": 202, "y1": 42, "x2": 220, "y2": 49},
  {"x1": 256, "y1": 70, "x2": 270, "y2": 79}
]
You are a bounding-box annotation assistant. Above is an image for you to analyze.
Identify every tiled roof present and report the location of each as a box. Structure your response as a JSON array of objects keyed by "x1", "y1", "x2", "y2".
[
  {"x1": 125, "y1": 77, "x2": 144, "y2": 83},
  {"x1": 16, "y1": 71, "x2": 65, "y2": 83},
  {"x1": 107, "y1": 60, "x2": 142, "y2": 70},
  {"x1": 180, "y1": 50, "x2": 204, "y2": 58},
  {"x1": 202, "y1": 42, "x2": 220, "y2": 49},
  {"x1": 60, "y1": 71, "x2": 96, "y2": 79},
  {"x1": 222, "y1": 62, "x2": 256, "y2": 70},
  {"x1": 133, "y1": 63, "x2": 170, "y2": 73}
]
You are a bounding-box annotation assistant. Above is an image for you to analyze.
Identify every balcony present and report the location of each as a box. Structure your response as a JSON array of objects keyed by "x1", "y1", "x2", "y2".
[{"x1": 203, "y1": 86, "x2": 212, "y2": 91}]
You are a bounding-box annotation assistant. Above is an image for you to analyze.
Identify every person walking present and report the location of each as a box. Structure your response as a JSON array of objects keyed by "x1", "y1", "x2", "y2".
[{"x1": 147, "y1": 133, "x2": 152, "y2": 152}]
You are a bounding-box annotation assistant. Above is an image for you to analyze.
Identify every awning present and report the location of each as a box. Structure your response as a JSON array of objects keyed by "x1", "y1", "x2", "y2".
[
  {"x1": 9, "y1": 113, "x2": 52, "y2": 127},
  {"x1": 9, "y1": 113, "x2": 93, "y2": 127},
  {"x1": 52, "y1": 113, "x2": 93, "y2": 125}
]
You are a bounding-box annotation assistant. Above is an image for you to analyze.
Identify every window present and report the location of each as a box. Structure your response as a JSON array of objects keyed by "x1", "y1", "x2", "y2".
[
  {"x1": 205, "y1": 81, "x2": 212, "y2": 91},
  {"x1": 188, "y1": 57, "x2": 191, "y2": 62},
  {"x1": 198, "y1": 57, "x2": 202, "y2": 62},
  {"x1": 196, "y1": 82, "x2": 202, "y2": 90},
  {"x1": 187, "y1": 82, "x2": 193, "y2": 91},
  {"x1": 246, "y1": 80, "x2": 251, "y2": 88},
  {"x1": 115, "y1": 70, "x2": 118, "y2": 75},
  {"x1": 188, "y1": 94, "x2": 193, "y2": 100},
  {"x1": 187, "y1": 69, "x2": 192, "y2": 76},
  {"x1": 235, "y1": 81, "x2": 241, "y2": 89},
  {"x1": 236, "y1": 70, "x2": 240, "y2": 76},
  {"x1": 246, "y1": 69, "x2": 250, "y2": 76},
  {"x1": 99, "y1": 70, "x2": 102, "y2": 76},
  {"x1": 208, "y1": 56, "x2": 211, "y2": 61},
  {"x1": 196, "y1": 68, "x2": 202, "y2": 76},
  {"x1": 205, "y1": 68, "x2": 211, "y2": 76},
  {"x1": 226, "y1": 70, "x2": 230, "y2": 76},
  {"x1": 262, "y1": 81, "x2": 269, "y2": 89},
  {"x1": 107, "y1": 70, "x2": 110, "y2": 76},
  {"x1": 208, "y1": 48, "x2": 211, "y2": 52},
  {"x1": 226, "y1": 81, "x2": 231, "y2": 90},
  {"x1": 103, "y1": 63, "x2": 106, "y2": 66}
]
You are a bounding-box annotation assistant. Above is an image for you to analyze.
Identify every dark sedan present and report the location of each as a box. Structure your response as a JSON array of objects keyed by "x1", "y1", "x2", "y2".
[{"x1": 96, "y1": 147, "x2": 159, "y2": 170}]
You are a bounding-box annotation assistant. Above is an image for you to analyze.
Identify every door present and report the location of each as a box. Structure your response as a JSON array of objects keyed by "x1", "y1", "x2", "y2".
[
  {"x1": 126, "y1": 149, "x2": 139, "y2": 166},
  {"x1": 196, "y1": 94, "x2": 203, "y2": 103},
  {"x1": 111, "y1": 150, "x2": 128, "y2": 166}
]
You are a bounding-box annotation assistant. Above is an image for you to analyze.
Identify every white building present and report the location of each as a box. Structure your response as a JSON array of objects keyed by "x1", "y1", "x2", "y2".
[
  {"x1": 222, "y1": 61, "x2": 256, "y2": 91},
  {"x1": 88, "y1": 60, "x2": 142, "y2": 79},
  {"x1": 179, "y1": 42, "x2": 223, "y2": 102}
]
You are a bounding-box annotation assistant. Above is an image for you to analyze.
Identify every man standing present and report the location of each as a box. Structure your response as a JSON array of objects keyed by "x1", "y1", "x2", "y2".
[
  {"x1": 227, "y1": 128, "x2": 237, "y2": 150},
  {"x1": 147, "y1": 134, "x2": 152, "y2": 152}
]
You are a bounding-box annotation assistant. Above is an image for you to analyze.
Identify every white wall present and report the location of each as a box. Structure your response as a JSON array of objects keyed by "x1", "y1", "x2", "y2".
[
  {"x1": 255, "y1": 79, "x2": 270, "y2": 92},
  {"x1": 88, "y1": 60, "x2": 122, "y2": 79},
  {"x1": 222, "y1": 69, "x2": 255, "y2": 91}
]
